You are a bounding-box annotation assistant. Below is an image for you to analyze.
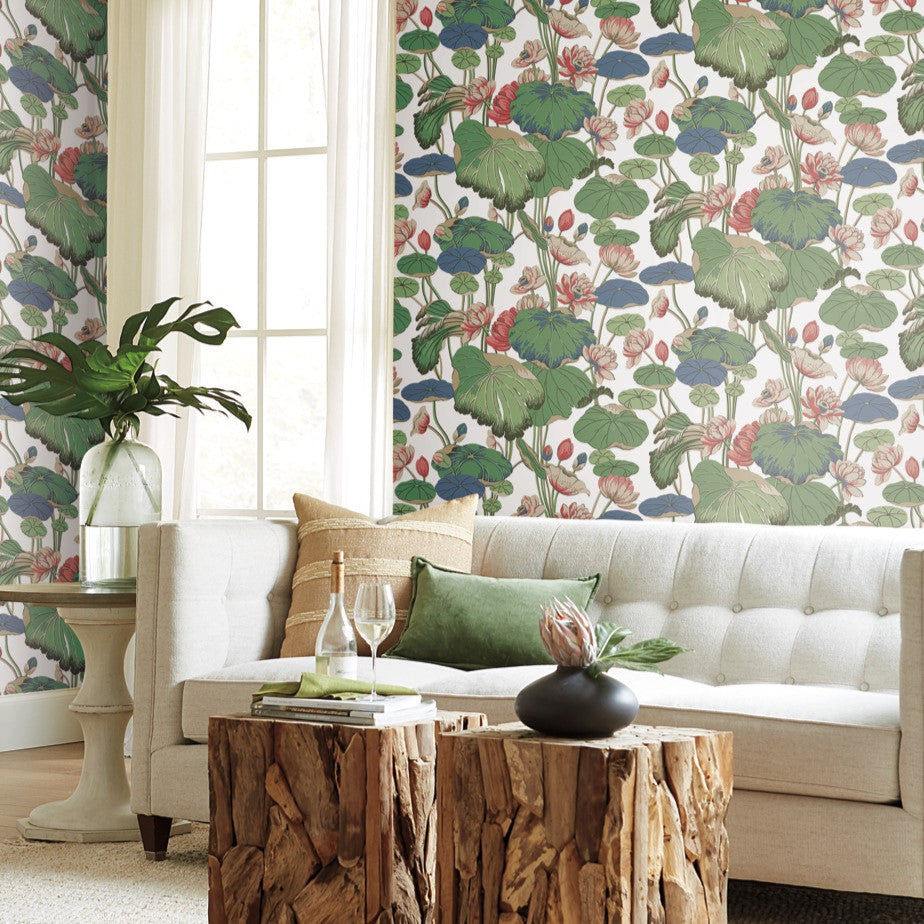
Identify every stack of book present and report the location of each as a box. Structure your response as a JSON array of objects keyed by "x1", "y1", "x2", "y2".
[{"x1": 251, "y1": 693, "x2": 437, "y2": 727}]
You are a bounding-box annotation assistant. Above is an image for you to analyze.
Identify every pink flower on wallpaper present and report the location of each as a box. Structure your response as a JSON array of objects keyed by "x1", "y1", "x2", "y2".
[
  {"x1": 548, "y1": 235, "x2": 590, "y2": 266},
  {"x1": 75, "y1": 115, "x2": 105, "y2": 139},
  {"x1": 870, "y1": 208, "x2": 901, "y2": 247},
  {"x1": 828, "y1": 0, "x2": 863, "y2": 28},
  {"x1": 760, "y1": 407, "x2": 793, "y2": 424},
  {"x1": 829, "y1": 224, "x2": 865, "y2": 263},
  {"x1": 512, "y1": 39, "x2": 547, "y2": 67},
  {"x1": 900, "y1": 169, "x2": 918, "y2": 197},
  {"x1": 728, "y1": 189, "x2": 759, "y2": 234},
  {"x1": 903, "y1": 406, "x2": 921, "y2": 434},
  {"x1": 600, "y1": 17, "x2": 640, "y2": 47},
  {"x1": 516, "y1": 292, "x2": 549, "y2": 310},
  {"x1": 753, "y1": 146, "x2": 789, "y2": 174},
  {"x1": 30, "y1": 548, "x2": 60, "y2": 581},
  {"x1": 623, "y1": 329, "x2": 653, "y2": 368},
  {"x1": 393, "y1": 444, "x2": 414, "y2": 482},
  {"x1": 701, "y1": 184, "x2": 735, "y2": 222},
  {"x1": 548, "y1": 9, "x2": 592, "y2": 38},
  {"x1": 394, "y1": 218, "x2": 416, "y2": 256},
  {"x1": 650, "y1": 290, "x2": 669, "y2": 319},
  {"x1": 559, "y1": 502, "x2": 592, "y2": 519},
  {"x1": 76, "y1": 318, "x2": 105, "y2": 342},
  {"x1": 517, "y1": 66, "x2": 549, "y2": 84},
  {"x1": 599, "y1": 243, "x2": 638, "y2": 276},
  {"x1": 791, "y1": 114, "x2": 834, "y2": 145},
  {"x1": 55, "y1": 147, "x2": 80, "y2": 184},
  {"x1": 845, "y1": 122, "x2": 885, "y2": 157},
  {"x1": 651, "y1": 62, "x2": 669, "y2": 89},
  {"x1": 488, "y1": 82, "x2": 518, "y2": 125},
  {"x1": 623, "y1": 98, "x2": 653, "y2": 138},
  {"x1": 412, "y1": 407, "x2": 430, "y2": 435},
  {"x1": 598, "y1": 475, "x2": 639, "y2": 508},
  {"x1": 511, "y1": 266, "x2": 544, "y2": 293},
  {"x1": 461, "y1": 303, "x2": 493, "y2": 341},
  {"x1": 792, "y1": 348, "x2": 836, "y2": 379},
  {"x1": 486, "y1": 307, "x2": 519, "y2": 351},
  {"x1": 583, "y1": 344, "x2": 618, "y2": 382},
  {"x1": 801, "y1": 153, "x2": 842, "y2": 194},
  {"x1": 759, "y1": 173, "x2": 791, "y2": 191},
  {"x1": 30, "y1": 129, "x2": 60, "y2": 162},
  {"x1": 515, "y1": 495, "x2": 544, "y2": 517},
  {"x1": 830, "y1": 461, "x2": 866, "y2": 498},
  {"x1": 558, "y1": 46, "x2": 597, "y2": 88},
  {"x1": 872, "y1": 445, "x2": 903, "y2": 485},
  {"x1": 557, "y1": 272, "x2": 597, "y2": 314},
  {"x1": 461, "y1": 78, "x2": 495, "y2": 116},
  {"x1": 801, "y1": 386, "x2": 843, "y2": 430},
  {"x1": 547, "y1": 464, "x2": 589, "y2": 496},
  {"x1": 728, "y1": 422, "x2": 760, "y2": 467},
  {"x1": 846, "y1": 357, "x2": 888, "y2": 391},
  {"x1": 395, "y1": 0, "x2": 417, "y2": 31},
  {"x1": 413, "y1": 180, "x2": 431, "y2": 209},
  {"x1": 701, "y1": 417, "x2": 735, "y2": 455},
  {"x1": 584, "y1": 116, "x2": 619, "y2": 153}
]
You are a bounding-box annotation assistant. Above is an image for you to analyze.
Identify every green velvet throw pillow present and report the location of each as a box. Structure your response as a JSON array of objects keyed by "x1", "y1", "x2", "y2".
[{"x1": 386, "y1": 557, "x2": 602, "y2": 671}]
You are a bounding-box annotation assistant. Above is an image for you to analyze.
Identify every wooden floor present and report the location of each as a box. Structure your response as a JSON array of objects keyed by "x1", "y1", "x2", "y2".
[{"x1": 0, "y1": 742, "x2": 92, "y2": 840}]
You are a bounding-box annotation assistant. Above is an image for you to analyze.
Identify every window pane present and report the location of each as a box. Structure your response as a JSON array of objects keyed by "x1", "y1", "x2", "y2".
[
  {"x1": 207, "y1": 0, "x2": 259, "y2": 153},
  {"x1": 266, "y1": 0, "x2": 326, "y2": 149},
  {"x1": 263, "y1": 337, "x2": 326, "y2": 509},
  {"x1": 266, "y1": 155, "x2": 327, "y2": 329},
  {"x1": 197, "y1": 338, "x2": 259, "y2": 510},
  {"x1": 201, "y1": 160, "x2": 258, "y2": 329}
]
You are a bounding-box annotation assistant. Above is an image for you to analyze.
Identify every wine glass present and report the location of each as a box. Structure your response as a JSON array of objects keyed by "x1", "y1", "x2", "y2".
[{"x1": 353, "y1": 582, "x2": 396, "y2": 699}]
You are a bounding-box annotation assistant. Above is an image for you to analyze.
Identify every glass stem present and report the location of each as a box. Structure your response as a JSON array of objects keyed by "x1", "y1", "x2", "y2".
[{"x1": 370, "y1": 643, "x2": 378, "y2": 698}]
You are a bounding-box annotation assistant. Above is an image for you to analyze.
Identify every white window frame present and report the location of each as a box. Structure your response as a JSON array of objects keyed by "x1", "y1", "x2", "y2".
[{"x1": 197, "y1": 0, "x2": 327, "y2": 519}]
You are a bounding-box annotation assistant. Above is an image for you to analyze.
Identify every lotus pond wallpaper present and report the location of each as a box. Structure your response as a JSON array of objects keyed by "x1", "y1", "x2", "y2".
[
  {"x1": 0, "y1": 1, "x2": 107, "y2": 697},
  {"x1": 392, "y1": 0, "x2": 924, "y2": 528}
]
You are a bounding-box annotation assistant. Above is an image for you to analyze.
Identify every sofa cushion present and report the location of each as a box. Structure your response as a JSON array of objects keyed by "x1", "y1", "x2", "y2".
[
  {"x1": 181, "y1": 656, "x2": 467, "y2": 742},
  {"x1": 181, "y1": 659, "x2": 900, "y2": 805}
]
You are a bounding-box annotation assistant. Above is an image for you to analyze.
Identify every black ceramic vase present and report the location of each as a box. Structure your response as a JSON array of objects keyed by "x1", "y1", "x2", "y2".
[{"x1": 514, "y1": 666, "x2": 639, "y2": 738}]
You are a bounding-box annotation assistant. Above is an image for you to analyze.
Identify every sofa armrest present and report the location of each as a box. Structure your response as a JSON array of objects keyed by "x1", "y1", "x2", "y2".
[
  {"x1": 131, "y1": 518, "x2": 297, "y2": 815},
  {"x1": 900, "y1": 547, "x2": 924, "y2": 820}
]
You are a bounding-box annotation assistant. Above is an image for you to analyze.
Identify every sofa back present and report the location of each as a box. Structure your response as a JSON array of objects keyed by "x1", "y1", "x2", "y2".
[{"x1": 472, "y1": 518, "x2": 922, "y2": 694}]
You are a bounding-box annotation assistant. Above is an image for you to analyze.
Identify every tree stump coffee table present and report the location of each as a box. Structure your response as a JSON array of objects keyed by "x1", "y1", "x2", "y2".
[
  {"x1": 208, "y1": 711, "x2": 486, "y2": 924},
  {"x1": 437, "y1": 723, "x2": 733, "y2": 924}
]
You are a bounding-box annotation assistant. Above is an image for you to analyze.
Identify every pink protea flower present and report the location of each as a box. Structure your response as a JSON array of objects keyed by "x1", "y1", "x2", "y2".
[
  {"x1": 394, "y1": 218, "x2": 416, "y2": 256},
  {"x1": 516, "y1": 495, "x2": 543, "y2": 517},
  {"x1": 801, "y1": 386, "x2": 843, "y2": 430},
  {"x1": 600, "y1": 16, "x2": 640, "y2": 47},
  {"x1": 702, "y1": 417, "x2": 735, "y2": 454},
  {"x1": 548, "y1": 235, "x2": 590, "y2": 266},
  {"x1": 623, "y1": 328, "x2": 653, "y2": 368},
  {"x1": 900, "y1": 169, "x2": 918, "y2": 198},
  {"x1": 728, "y1": 421, "x2": 760, "y2": 466},
  {"x1": 557, "y1": 272, "x2": 597, "y2": 315},
  {"x1": 584, "y1": 116, "x2": 619, "y2": 153},
  {"x1": 511, "y1": 265, "x2": 544, "y2": 293},
  {"x1": 540, "y1": 597, "x2": 597, "y2": 668},
  {"x1": 558, "y1": 45, "x2": 597, "y2": 88},
  {"x1": 650, "y1": 61, "x2": 669, "y2": 89},
  {"x1": 830, "y1": 460, "x2": 866, "y2": 498},
  {"x1": 393, "y1": 444, "x2": 414, "y2": 481},
  {"x1": 599, "y1": 243, "x2": 639, "y2": 276},
  {"x1": 829, "y1": 224, "x2": 865, "y2": 263},
  {"x1": 828, "y1": 0, "x2": 863, "y2": 27},
  {"x1": 583, "y1": 344, "x2": 618, "y2": 382},
  {"x1": 870, "y1": 208, "x2": 901, "y2": 247},
  {"x1": 461, "y1": 303, "x2": 493, "y2": 341},
  {"x1": 701, "y1": 184, "x2": 735, "y2": 222},
  {"x1": 846, "y1": 357, "x2": 888, "y2": 391},
  {"x1": 558, "y1": 502, "x2": 592, "y2": 519},
  {"x1": 753, "y1": 145, "x2": 790, "y2": 174},
  {"x1": 599, "y1": 474, "x2": 639, "y2": 508},
  {"x1": 791, "y1": 114, "x2": 834, "y2": 145},
  {"x1": 412, "y1": 407, "x2": 430, "y2": 435},
  {"x1": 801, "y1": 153, "x2": 842, "y2": 194},
  {"x1": 650, "y1": 290, "x2": 669, "y2": 319},
  {"x1": 845, "y1": 122, "x2": 885, "y2": 157},
  {"x1": 31, "y1": 548, "x2": 60, "y2": 581},
  {"x1": 486, "y1": 307, "x2": 518, "y2": 351},
  {"x1": 902, "y1": 406, "x2": 920, "y2": 434},
  {"x1": 624, "y1": 98, "x2": 653, "y2": 139},
  {"x1": 488, "y1": 81, "x2": 518, "y2": 125},
  {"x1": 792, "y1": 347, "x2": 836, "y2": 379},
  {"x1": 462, "y1": 78, "x2": 495, "y2": 116},
  {"x1": 512, "y1": 39, "x2": 547, "y2": 67},
  {"x1": 728, "y1": 188, "x2": 760, "y2": 234},
  {"x1": 872, "y1": 445, "x2": 903, "y2": 485}
]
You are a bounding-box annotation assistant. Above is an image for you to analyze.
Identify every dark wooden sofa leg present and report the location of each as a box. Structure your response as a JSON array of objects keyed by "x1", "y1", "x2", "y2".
[{"x1": 138, "y1": 814, "x2": 173, "y2": 861}]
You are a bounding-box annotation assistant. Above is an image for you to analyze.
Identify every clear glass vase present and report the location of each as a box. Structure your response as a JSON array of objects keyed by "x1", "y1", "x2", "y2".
[{"x1": 79, "y1": 438, "x2": 162, "y2": 587}]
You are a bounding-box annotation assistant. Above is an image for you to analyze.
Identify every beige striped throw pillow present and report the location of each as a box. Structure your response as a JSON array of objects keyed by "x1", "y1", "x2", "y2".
[{"x1": 281, "y1": 492, "x2": 477, "y2": 657}]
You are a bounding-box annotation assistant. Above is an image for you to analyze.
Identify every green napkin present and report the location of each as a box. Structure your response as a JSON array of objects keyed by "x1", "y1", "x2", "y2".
[{"x1": 252, "y1": 671, "x2": 418, "y2": 704}]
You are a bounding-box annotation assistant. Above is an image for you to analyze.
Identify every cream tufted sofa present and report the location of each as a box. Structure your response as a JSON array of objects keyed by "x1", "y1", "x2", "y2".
[{"x1": 132, "y1": 517, "x2": 924, "y2": 896}]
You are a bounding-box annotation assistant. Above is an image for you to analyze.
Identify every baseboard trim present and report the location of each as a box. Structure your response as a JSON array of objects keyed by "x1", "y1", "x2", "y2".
[{"x1": 0, "y1": 688, "x2": 83, "y2": 752}]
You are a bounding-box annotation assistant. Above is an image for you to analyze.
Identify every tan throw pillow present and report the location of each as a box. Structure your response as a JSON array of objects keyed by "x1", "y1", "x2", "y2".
[{"x1": 282, "y1": 493, "x2": 478, "y2": 657}]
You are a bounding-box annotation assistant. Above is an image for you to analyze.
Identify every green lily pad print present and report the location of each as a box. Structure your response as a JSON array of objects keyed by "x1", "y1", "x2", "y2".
[{"x1": 392, "y1": 0, "x2": 924, "y2": 528}]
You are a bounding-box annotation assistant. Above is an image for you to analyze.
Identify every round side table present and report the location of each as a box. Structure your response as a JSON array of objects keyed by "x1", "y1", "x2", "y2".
[{"x1": 0, "y1": 584, "x2": 187, "y2": 843}]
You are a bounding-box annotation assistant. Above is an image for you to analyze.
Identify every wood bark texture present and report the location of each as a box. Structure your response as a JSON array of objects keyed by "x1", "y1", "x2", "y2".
[
  {"x1": 436, "y1": 724, "x2": 732, "y2": 924},
  {"x1": 208, "y1": 711, "x2": 486, "y2": 924}
]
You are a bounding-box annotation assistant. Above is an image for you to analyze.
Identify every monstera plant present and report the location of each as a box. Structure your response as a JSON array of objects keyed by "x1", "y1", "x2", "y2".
[{"x1": 0, "y1": 297, "x2": 251, "y2": 586}]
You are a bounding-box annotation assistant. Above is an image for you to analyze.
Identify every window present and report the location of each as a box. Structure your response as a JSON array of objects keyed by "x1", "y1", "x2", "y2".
[{"x1": 196, "y1": 0, "x2": 327, "y2": 517}]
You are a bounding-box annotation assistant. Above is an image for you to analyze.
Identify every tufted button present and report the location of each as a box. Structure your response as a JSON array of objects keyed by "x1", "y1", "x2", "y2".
[
  {"x1": 785, "y1": 676, "x2": 795, "y2": 685},
  {"x1": 878, "y1": 606, "x2": 888, "y2": 617},
  {"x1": 603, "y1": 594, "x2": 613, "y2": 604},
  {"x1": 669, "y1": 600, "x2": 679, "y2": 611},
  {"x1": 804, "y1": 605, "x2": 814, "y2": 615},
  {"x1": 731, "y1": 603, "x2": 742, "y2": 613},
  {"x1": 715, "y1": 673, "x2": 725, "y2": 684},
  {"x1": 860, "y1": 681, "x2": 870, "y2": 692}
]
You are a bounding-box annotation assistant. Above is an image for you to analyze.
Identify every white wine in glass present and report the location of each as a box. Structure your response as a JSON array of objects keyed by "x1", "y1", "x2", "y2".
[{"x1": 353, "y1": 582, "x2": 396, "y2": 699}]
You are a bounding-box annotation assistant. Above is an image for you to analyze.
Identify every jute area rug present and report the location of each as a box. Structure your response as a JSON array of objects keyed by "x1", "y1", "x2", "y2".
[{"x1": 2, "y1": 824, "x2": 923, "y2": 923}]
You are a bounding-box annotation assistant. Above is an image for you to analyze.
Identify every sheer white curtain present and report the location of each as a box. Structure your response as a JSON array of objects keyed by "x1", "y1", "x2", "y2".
[
  {"x1": 323, "y1": 0, "x2": 395, "y2": 517},
  {"x1": 107, "y1": 0, "x2": 213, "y2": 520}
]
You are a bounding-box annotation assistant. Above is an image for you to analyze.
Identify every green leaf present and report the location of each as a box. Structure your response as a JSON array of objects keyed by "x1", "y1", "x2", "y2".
[
  {"x1": 394, "y1": 276, "x2": 420, "y2": 298},
  {"x1": 509, "y1": 309, "x2": 595, "y2": 368},
  {"x1": 633, "y1": 135, "x2": 676, "y2": 159},
  {"x1": 865, "y1": 35, "x2": 905, "y2": 56},
  {"x1": 768, "y1": 13, "x2": 838, "y2": 77},
  {"x1": 690, "y1": 384, "x2": 719, "y2": 407},
  {"x1": 674, "y1": 326, "x2": 757, "y2": 365},
  {"x1": 751, "y1": 188, "x2": 842, "y2": 250},
  {"x1": 528, "y1": 136, "x2": 595, "y2": 198},
  {"x1": 451, "y1": 48, "x2": 481, "y2": 69},
  {"x1": 439, "y1": 216, "x2": 515, "y2": 255},
  {"x1": 618, "y1": 388, "x2": 657, "y2": 410},
  {"x1": 692, "y1": 460, "x2": 789, "y2": 524},
  {"x1": 692, "y1": 0, "x2": 788, "y2": 91},
  {"x1": 592, "y1": 637, "x2": 688, "y2": 675},
  {"x1": 768, "y1": 479, "x2": 840, "y2": 526},
  {"x1": 634, "y1": 364, "x2": 676, "y2": 388},
  {"x1": 22, "y1": 164, "x2": 105, "y2": 266},
  {"x1": 650, "y1": 429, "x2": 702, "y2": 488},
  {"x1": 453, "y1": 120, "x2": 545, "y2": 212},
  {"x1": 396, "y1": 52, "x2": 422, "y2": 74},
  {"x1": 883, "y1": 481, "x2": 924, "y2": 507},
  {"x1": 73, "y1": 153, "x2": 107, "y2": 202},
  {"x1": 394, "y1": 304, "x2": 411, "y2": 336},
  {"x1": 818, "y1": 286, "x2": 897, "y2": 332},
  {"x1": 865, "y1": 269, "x2": 905, "y2": 291},
  {"x1": 606, "y1": 313, "x2": 646, "y2": 336},
  {"x1": 692, "y1": 228, "x2": 789, "y2": 321},
  {"x1": 751, "y1": 422, "x2": 843, "y2": 484},
  {"x1": 412, "y1": 315, "x2": 464, "y2": 373},
  {"x1": 689, "y1": 154, "x2": 720, "y2": 176},
  {"x1": 898, "y1": 85, "x2": 924, "y2": 135},
  {"x1": 24, "y1": 406, "x2": 105, "y2": 467},
  {"x1": 854, "y1": 428, "x2": 893, "y2": 451},
  {"x1": 652, "y1": 0, "x2": 682, "y2": 27},
  {"x1": 393, "y1": 503, "x2": 417, "y2": 516},
  {"x1": 867, "y1": 505, "x2": 908, "y2": 527},
  {"x1": 21, "y1": 517, "x2": 47, "y2": 538},
  {"x1": 451, "y1": 345, "x2": 544, "y2": 440},
  {"x1": 882, "y1": 243, "x2": 924, "y2": 270},
  {"x1": 679, "y1": 96, "x2": 758, "y2": 134},
  {"x1": 881, "y1": 9, "x2": 924, "y2": 34},
  {"x1": 650, "y1": 195, "x2": 703, "y2": 257},
  {"x1": 395, "y1": 479, "x2": 437, "y2": 504},
  {"x1": 618, "y1": 158, "x2": 658, "y2": 180},
  {"x1": 396, "y1": 78, "x2": 412, "y2": 112},
  {"x1": 818, "y1": 53, "x2": 898, "y2": 98},
  {"x1": 24, "y1": 605, "x2": 84, "y2": 673},
  {"x1": 397, "y1": 253, "x2": 439, "y2": 277},
  {"x1": 20, "y1": 94, "x2": 46, "y2": 118},
  {"x1": 509, "y1": 81, "x2": 596, "y2": 142},
  {"x1": 574, "y1": 405, "x2": 649, "y2": 451},
  {"x1": 399, "y1": 29, "x2": 440, "y2": 53},
  {"x1": 767, "y1": 245, "x2": 840, "y2": 308},
  {"x1": 575, "y1": 176, "x2": 649, "y2": 220},
  {"x1": 607, "y1": 84, "x2": 646, "y2": 107},
  {"x1": 440, "y1": 443, "x2": 512, "y2": 483},
  {"x1": 516, "y1": 437, "x2": 547, "y2": 481},
  {"x1": 24, "y1": 0, "x2": 105, "y2": 61},
  {"x1": 591, "y1": 450, "x2": 639, "y2": 477},
  {"x1": 526, "y1": 363, "x2": 594, "y2": 426}
]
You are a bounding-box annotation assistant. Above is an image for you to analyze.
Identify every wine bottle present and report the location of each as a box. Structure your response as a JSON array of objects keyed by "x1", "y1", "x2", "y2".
[{"x1": 314, "y1": 550, "x2": 358, "y2": 679}]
